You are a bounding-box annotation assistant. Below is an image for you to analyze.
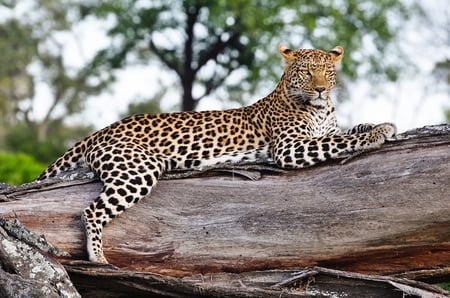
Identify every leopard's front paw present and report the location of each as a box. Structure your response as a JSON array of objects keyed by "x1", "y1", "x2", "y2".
[
  {"x1": 373, "y1": 122, "x2": 397, "y2": 141},
  {"x1": 346, "y1": 123, "x2": 375, "y2": 134}
]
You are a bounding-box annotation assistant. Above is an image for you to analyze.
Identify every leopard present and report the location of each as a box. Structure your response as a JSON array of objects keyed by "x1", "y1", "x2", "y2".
[{"x1": 37, "y1": 44, "x2": 396, "y2": 264}]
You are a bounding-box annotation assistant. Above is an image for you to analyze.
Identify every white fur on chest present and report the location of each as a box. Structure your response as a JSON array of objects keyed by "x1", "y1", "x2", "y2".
[
  {"x1": 309, "y1": 108, "x2": 340, "y2": 137},
  {"x1": 194, "y1": 146, "x2": 270, "y2": 170}
]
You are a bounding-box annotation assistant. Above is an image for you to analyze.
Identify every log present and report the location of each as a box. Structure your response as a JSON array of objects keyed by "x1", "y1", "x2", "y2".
[
  {"x1": 1, "y1": 124, "x2": 449, "y2": 282},
  {"x1": 2, "y1": 218, "x2": 447, "y2": 297}
]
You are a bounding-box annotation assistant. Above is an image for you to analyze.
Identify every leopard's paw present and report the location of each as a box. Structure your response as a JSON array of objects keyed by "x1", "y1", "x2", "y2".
[
  {"x1": 346, "y1": 123, "x2": 376, "y2": 134},
  {"x1": 373, "y1": 122, "x2": 397, "y2": 141}
]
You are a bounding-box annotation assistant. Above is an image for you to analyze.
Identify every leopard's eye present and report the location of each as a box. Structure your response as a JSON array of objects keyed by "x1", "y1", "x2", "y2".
[
  {"x1": 325, "y1": 70, "x2": 334, "y2": 77},
  {"x1": 300, "y1": 69, "x2": 311, "y2": 76}
]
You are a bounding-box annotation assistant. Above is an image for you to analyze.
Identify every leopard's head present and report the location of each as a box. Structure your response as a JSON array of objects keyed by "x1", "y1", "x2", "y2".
[{"x1": 278, "y1": 44, "x2": 344, "y2": 107}]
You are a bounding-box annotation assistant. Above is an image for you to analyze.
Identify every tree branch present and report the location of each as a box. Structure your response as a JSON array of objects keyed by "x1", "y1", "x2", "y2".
[
  {"x1": 194, "y1": 29, "x2": 241, "y2": 75},
  {"x1": 195, "y1": 65, "x2": 238, "y2": 101},
  {"x1": 148, "y1": 39, "x2": 181, "y2": 77}
]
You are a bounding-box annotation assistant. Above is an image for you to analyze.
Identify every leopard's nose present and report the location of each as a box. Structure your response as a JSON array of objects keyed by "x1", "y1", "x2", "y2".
[{"x1": 315, "y1": 87, "x2": 326, "y2": 94}]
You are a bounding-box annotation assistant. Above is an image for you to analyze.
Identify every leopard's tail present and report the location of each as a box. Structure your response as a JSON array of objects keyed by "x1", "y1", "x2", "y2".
[{"x1": 37, "y1": 139, "x2": 89, "y2": 181}]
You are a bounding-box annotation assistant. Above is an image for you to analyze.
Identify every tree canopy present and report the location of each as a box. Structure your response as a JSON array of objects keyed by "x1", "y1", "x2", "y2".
[{"x1": 80, "y1": 0, "x2": 411, "y2": 111}]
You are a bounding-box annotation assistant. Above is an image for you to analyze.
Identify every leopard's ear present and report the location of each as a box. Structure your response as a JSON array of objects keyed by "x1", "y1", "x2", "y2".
[
  {"x1": 278, "y1": 44, "x2": 295, "y2": 61},
  {"x1": 329, "y1": 46, "x2": 344, "y2": 64}
]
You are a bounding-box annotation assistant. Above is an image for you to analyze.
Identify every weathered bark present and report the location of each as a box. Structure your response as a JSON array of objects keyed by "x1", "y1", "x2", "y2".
[
  {"x1": 64, "y1": 263, "x2": 448, "y2": 297},
  {"x1": 0, "y1": 219, "x2": 80, "y2": 297},
  {"x1": 0, "y1": 124, "x2": 449, "y2": 296},
  {"x1": 1, "y1": 218, "x2": 447, "y2": 298}
]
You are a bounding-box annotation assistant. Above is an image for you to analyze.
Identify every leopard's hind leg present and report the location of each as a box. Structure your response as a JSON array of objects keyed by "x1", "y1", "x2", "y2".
[{"x1": 83, "y1": 145, "x2": 164, "y2": 263}]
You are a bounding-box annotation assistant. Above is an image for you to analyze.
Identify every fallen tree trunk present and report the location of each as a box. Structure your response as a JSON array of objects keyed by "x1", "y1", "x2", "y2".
[
  {"x1": 1, "y1": 124, "x2": 449, "y2": 291},
  {"x1": 1, "y1": 217, "x2": 447, "y2": 298}
]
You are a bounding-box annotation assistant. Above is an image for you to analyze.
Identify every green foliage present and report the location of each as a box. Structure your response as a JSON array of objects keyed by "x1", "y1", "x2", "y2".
[
  {"x1": 432, "y1": 59, "x2": 450, "y2": 122},
  {"x1": 433, "y1": 59, "x2": 450, "y2": 85},
  {"x1": 122, "y1": 92, "x2": 164, "y2": 117},
  {"x1": 124, "y1": 99, "x2": 162, "y2": 116},
  {"x1": 0, "y1": 152, "x2": 46, "y2": 185},
  {"x1": 0, "y1": 19, "x2": 36, "y2": 123},
  {"x1": 3, "y1": 122, "x2": 93, "y2": 164},
  {"x1": 0, "y1": 19, "x2": 36, "y2": 78}
]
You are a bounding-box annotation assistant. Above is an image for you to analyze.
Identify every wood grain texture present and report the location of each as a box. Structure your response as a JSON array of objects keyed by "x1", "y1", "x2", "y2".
[
  {"x1": 64, "y1": 265, "x2": 448, "y2": 297},
  {"x1": 1, "y1": 125, "x2": 449, "y2": 277}
]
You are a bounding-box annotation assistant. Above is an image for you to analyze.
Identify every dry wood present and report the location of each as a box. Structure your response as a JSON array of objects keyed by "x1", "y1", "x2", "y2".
[
  {"x1": 1, "y1": 218, "x2": 447, "y2": 297},
  {"x1": 0, "y1": 219, "x2": 80, "y2": 298},
  {"x1": 64, "y1": 263, "x2": 449, "y2": 297},
  {"x1": 0, "y1": 124, "x2": 449, "y2": 282}
]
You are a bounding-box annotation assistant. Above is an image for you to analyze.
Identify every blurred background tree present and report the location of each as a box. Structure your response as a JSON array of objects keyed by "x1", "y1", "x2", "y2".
[
  {"x1": 427, "y1": 5, "x2": 450, "y2": 122},
  {"x1": 0, "y1": 0, "x2": 111, "y2": 164},
  {"x1": 79, "y1": 0, "x2": 411, "y2": 112},
  {"x1": 2, "y1": 0, "x2": 450, "y2": 185}
]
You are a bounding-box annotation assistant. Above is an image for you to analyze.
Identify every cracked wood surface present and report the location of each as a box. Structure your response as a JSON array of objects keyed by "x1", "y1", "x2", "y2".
[{"x1": 1, "y1": 124, "x2": 449, "y2": 277}]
